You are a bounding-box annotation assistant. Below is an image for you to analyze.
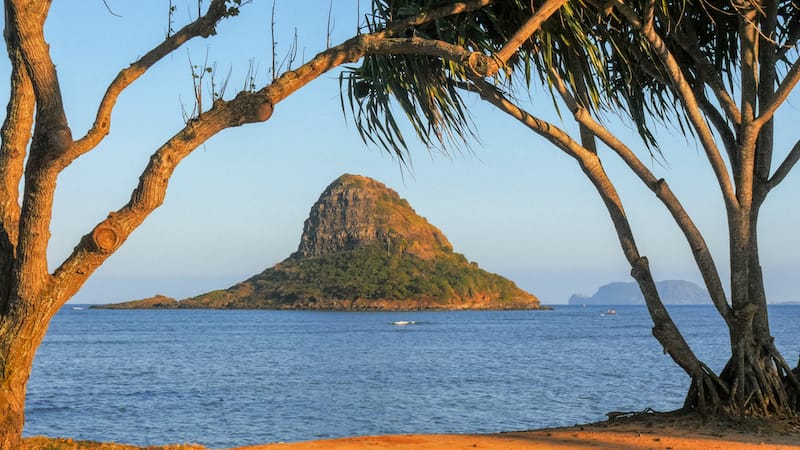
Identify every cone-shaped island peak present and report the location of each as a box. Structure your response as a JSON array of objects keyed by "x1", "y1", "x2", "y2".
[{"x1": 97, "y1": 174, "x2": 544, "y2": 310}]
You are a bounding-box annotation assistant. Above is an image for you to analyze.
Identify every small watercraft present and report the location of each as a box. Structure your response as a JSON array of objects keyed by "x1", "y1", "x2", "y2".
[{"x1": 391, "y1": 321, "x2": 416, "y2": 326}]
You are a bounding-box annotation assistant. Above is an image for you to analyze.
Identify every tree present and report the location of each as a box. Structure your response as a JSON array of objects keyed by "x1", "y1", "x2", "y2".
[
  {"x1": 0, "y1": 1, "x2": 557, "y2": 447},
  {"x1": 344, "y1": 0, "x2": 800, "y2": 417}
]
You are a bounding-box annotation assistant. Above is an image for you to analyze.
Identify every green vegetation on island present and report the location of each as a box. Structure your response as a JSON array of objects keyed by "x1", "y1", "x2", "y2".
[{"x1": 179, "y1": 243, "x2": 537, "y2": 310}]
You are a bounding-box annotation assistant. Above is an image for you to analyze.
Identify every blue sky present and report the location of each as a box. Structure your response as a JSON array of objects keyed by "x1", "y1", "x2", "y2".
[{"x1": 6, "y1": 1, "x2": 799, "y2": 304}]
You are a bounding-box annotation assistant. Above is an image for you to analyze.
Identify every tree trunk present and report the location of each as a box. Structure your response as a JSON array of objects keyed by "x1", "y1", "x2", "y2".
[
  {"x1": 0, "y1": 367, "x2": 26, "y2": 450},
  {"x1": 0, "y1": 307, "x2": 51, "y2": 450},
  {"x1": 681, "y1": 215, "x2": 800, "y2": 416}
]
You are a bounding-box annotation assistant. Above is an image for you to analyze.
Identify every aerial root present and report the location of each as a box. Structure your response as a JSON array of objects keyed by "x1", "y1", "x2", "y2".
[
  {"x1": 684, "y1": 365, "x2": 727, "y2": 416},
  {"x1": 684, "y1": 355, "x2": 799, "y2": 417}
]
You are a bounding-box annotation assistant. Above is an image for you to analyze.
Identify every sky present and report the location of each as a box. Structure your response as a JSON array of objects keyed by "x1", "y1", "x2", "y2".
[{"x1": 4, "y1": 1, "x2": 799, "y2": 305}]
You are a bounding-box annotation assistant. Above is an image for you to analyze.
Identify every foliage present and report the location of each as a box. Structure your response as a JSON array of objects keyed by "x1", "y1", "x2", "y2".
[
  {"x1": 185, "y1": 243, "x2": 533, "y2": 309},
  {"x1": 344, "y1": 0, "x2": 800, "y2": 155},
  {"x1": 342, "y1": 0, "x2": 612, "y2": 154}
]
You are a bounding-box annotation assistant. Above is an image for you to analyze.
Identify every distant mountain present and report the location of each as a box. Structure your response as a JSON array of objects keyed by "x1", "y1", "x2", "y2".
[
  {"x1": 96, "y1": 174, "x2": 543, "y2": 311},
  {"x1": 568, "y1": 280, "x2": 711, "y2": 305}
]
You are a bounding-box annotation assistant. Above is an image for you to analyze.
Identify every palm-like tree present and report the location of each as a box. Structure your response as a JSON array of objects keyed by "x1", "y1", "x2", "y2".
[{"x1": 343, "y1": 0, "x2": 800, "y2": 417}]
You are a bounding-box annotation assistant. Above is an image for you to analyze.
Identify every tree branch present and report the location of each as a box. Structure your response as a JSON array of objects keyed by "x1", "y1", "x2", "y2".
[
  {"x1": 754, "y1": 57, "x2": 800, "y2": 130},
  {"x1": 68, "y1": 0, "x2": 232, "y2": 167},
  {"x1": 735, "y1": 8, "x2": 760, "y2": 208},
  {"x1": 612, "y1": 1, "x2": 739, "y2": 214},
  {"x1": 492, "y1": 0, "x2": 567, "y2": 67},
  {"x1": 68, "y1": 0, "x2": 495, "y2": 167},
  {"x1": 47, "y1": 3, "x2": 498, "y2": 307},
  {"x1": 0, "y1": 44, "x2": 34, "y2": 313},
  {"x1": 6, "y1": 0, "x2": 70, "y2": 154},
  {"x1": 547, "y1": 67, "x2": 733, "y2": 326},
  {"x1": 767, "y1": 139, "x2": 800, "y2": 190},
  {"x1": 471, "y1": 79, "x2": 706, "y2": 377},
  {"x1": 753, "y1": 0, "x2": 779, "y2": 207},
  {"x1": 51, "y1": 90, "x2": 274, "y2": 304},
  {"x1": 3, "y1": 1, "x2": 66, "y2": 302},
  {"x1": 0, "y1": 47, "x2": 34, "y2": 249}
]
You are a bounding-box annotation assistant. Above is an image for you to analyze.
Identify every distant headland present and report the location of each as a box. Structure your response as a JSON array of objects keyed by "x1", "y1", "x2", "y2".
[
  {"x1": 568, "y1": 280, "x2": 711, "y2": 305},
  {"x1": 95, "y1": 174, "x2": 545, "y2": 311}
]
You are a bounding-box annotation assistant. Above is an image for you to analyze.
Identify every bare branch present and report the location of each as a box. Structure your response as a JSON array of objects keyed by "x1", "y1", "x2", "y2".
[
  {"x1": 0, "y1": 45, "x2": 34, "y2": 312},
  {"x1": 6, "y1": 1, "x2": 69, "y2": 149},
  {"x1": 492, "y1": 0, "x2": 566, "y2": 67},
  {"x1": 101, "y1": 0, "x2": 122, "y2": 18},
  {"x1": 2, "y1": 1, "x2": 68, "y2": 298},
  {"x1": 327, "y1": 0, "x2": 334, "y2": 48},
  {"x1": 0, "y1": 48, "x2": 34, "y2": 248},
  {"x1": 754, "y1": 57, "x2": 800, "y2": 129},
  {"x1": 51, "y1": 90, "x2": 274, "y2": 304},
  {"x1": 69, "y1": 0, "x2": 232, "y2": 166},
  {"x1": 768, "y1": 139, "x2": 800, "y2": 190},
  {"x1": 271, "y1": 0, "x2": 278, "y2": 80}
]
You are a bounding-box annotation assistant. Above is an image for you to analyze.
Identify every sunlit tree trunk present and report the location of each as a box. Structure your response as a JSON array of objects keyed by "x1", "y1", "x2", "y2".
[{"x1": 0, "y1": 300, "x2": 59, "y2": 449}]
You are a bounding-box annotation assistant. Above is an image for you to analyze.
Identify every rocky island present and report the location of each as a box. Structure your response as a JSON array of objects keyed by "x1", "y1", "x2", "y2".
[
  {"x1": 568, "y1": 280, "x2": 711, "y2": 305},
  {"x1": 96, "y1": 174, "x2": 543, "y2": 310}
]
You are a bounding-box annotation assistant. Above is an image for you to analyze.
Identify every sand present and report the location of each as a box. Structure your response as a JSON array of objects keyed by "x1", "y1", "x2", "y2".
[
  {"x1": 23, "y1": 412, "x2": 800, "y2": 449},
  {"x1": 229, "y1": 429, "x2": 798, "y2": 450},
  {"x1": 231, "y1": 413, "x2": 800, "y2": 450}
]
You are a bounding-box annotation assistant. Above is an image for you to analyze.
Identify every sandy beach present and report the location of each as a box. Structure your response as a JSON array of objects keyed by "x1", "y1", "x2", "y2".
[
  {"x1": 23, "y1": 412, "x2": 800, "y2": 449},
  {"x1": 232, "y1": 418, "x2": 800, "y2": 450},
  {"x1": 232, "y1": 431, "x2": 799, "y2": 450}
]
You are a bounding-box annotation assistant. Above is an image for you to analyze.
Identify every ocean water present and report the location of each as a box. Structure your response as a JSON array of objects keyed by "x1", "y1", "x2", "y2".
[{"x1": 24, "y1": 305, "x2": 800, "y2": 448}]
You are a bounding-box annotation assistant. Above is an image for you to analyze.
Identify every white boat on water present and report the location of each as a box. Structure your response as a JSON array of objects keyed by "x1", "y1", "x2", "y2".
[
  {"x1": 71, "y1": 306, "x2": 84, "y2": 310},
  {"x1": 391, "y1": 321, "x2": 416, "y2": 326}
]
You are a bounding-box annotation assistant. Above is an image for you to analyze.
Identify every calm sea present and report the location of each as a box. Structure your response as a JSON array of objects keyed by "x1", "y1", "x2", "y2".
[{"x1": 23, "y1": 305, "x2": 800, "y2": 448}]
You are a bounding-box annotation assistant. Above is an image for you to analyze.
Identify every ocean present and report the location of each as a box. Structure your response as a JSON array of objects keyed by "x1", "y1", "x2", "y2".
[{"x1": 23, "y1": 304, "x2": 800, "y2": 448}]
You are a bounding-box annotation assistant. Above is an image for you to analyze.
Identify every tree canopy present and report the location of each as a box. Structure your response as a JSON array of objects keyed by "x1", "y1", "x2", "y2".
[{"x1": 344, "y1": 0, "x2": 800, "y2": 417}]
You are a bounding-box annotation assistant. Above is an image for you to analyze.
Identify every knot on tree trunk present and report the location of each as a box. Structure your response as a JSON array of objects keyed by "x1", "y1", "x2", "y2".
[
  {"x1": 463, "y1": 52, "x2": 498, "y2": 77},
  {"x1": 49, "y1": 127, "x2": 72, "y2": 152},
  {"x1": 255, "y1": 101, "x2": 273, "y2": 122},
  {"x1": 91, "y1": 224, "x2": 121, "y2": 253}
]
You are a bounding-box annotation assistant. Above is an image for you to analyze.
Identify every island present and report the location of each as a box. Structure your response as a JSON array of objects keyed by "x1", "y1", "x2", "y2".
[
  {"x1": 95, "y1": 174, "x2": 545, "y2": 311},
  {"x1": 568, "y1": 280, "x2": 712, "y2": 305}
]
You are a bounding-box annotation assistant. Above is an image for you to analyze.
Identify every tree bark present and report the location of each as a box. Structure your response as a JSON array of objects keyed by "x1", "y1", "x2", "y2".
[{"x1": 0, "y1": 300, "x2": 55, "y2": 450}]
